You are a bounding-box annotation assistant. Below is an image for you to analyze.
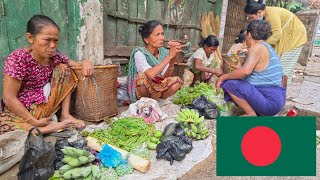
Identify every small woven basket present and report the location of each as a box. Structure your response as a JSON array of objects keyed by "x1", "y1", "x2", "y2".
[{"x1": 72, "y1": 65, "x2": 118, "y2": 122}]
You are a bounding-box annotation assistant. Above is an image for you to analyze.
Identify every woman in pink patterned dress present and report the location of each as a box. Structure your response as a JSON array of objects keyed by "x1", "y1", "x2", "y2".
[{"x1": 0, "y1": 15, "x2": 94, "y2": 134}]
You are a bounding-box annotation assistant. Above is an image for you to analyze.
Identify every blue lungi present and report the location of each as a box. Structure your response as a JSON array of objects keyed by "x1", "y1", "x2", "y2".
[{"x1": 221, "y1": 79, "x2": 286, "y2": 116}]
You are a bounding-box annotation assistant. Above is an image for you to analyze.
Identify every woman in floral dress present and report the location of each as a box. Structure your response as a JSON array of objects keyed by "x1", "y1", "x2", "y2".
[{"x1": 0, "y1": 15, "x2": 93, "y2": 134}]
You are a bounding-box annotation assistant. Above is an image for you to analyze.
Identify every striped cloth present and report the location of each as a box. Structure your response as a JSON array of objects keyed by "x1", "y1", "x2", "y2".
[
  {"x1": 245, "y1": 42, "x2": 283, "y2": 87},
  {"x1": 280, "y1": 46, "x2": 302, "y2": 84}
]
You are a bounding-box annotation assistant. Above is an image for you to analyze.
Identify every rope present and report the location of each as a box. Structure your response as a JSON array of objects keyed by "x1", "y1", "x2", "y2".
[
  {"x1": 181, "y1": 42, "x2": 191, "y2": 54},
  {"x1": 81, "y1": 77, "x2": 99, "y2": 112},
  {"x1": 164, "y1": 23, "x2": 192, "y2": 55}
]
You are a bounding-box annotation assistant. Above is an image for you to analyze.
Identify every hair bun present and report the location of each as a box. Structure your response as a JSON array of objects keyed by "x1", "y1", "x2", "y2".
[{"x1": 138, "y1": 26, "x2": 143, "y2": 35}]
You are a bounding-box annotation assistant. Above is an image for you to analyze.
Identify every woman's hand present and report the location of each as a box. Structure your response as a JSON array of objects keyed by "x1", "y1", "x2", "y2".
[
  {"x1": 215, "y1": 76, "x2": 224, "y2": 93},
  {"x1": 82, "y1": 60, "x2": 94, "y2": 76},
  {"x1": 29, "y1": 117, "x2": 50, "y2": 127},
  {"x1": 57, "y1": 63, "x2": 69, "y2": 75},
  {"x1": 168, "y1": 41, "x2": 182, "y2": 60},
  {"x1": 214, "y1": 69, "x2": 223, "y2": 77}
]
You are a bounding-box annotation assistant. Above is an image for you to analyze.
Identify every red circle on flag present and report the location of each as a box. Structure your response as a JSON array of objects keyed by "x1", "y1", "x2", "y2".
[{"x1": 241, "y1": 126, "x2": 282, "y2": 166}]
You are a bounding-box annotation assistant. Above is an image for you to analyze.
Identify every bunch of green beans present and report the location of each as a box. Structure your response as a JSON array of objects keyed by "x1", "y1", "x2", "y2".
[{"x1": 89, "y1": 117, "x2": 155, "y2": 151}]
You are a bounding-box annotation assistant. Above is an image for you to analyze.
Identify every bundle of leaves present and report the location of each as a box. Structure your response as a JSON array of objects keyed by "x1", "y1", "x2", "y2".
[
  {"x1": 172, "y1": 83, "x2": 219, "y2": 105},
  {"x1": 89, "y1": 117, "x2": 155, "y2": 151}
]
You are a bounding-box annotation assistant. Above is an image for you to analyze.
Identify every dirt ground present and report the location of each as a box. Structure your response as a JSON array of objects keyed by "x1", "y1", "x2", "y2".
[{"x1": 180, "y1": 139, "x2": 216, "y2": 180}]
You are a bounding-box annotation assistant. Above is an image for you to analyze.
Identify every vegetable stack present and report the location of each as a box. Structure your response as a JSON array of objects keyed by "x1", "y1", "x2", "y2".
[
  {"x1": 176, "y1": 109, "x2": 210, "y2": 140},
  {"x1": 89, "y1": 117, "x2": 155, "y2": 152},
  {"x1": 53, "y1": 146, "x2": 100, "y2": 179}
]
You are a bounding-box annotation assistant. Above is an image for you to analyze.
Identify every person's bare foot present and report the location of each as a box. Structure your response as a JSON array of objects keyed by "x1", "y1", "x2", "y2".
[
  {"x1": 60, "y1": 114, "x2": 86, "y2": 129},
  {"x1": 35, "y1": 120, "x2": 75, "y2": 134}
]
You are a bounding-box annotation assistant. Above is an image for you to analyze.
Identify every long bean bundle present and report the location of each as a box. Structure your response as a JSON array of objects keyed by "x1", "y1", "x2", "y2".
[{"x1": 89, "y1": 117, "x2": 155, "y2": 151}]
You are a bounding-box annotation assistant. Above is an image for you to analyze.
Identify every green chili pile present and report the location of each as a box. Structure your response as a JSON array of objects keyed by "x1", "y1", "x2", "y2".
[{"x1": 89, "y1": 117, "x2": 155, "y2": 152}]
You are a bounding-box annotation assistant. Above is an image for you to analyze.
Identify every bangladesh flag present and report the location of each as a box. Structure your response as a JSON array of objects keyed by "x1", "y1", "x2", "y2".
[{"x1": 217, "y1": 116, "x2": 316, "y2": 176}]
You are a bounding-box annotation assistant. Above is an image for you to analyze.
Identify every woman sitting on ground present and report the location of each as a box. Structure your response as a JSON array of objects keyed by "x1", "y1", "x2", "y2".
[
  {"x1": 227, "y1": 30, "x2": 248, "y2": 55},
  {"x1": 0, "y1": 15, "x2": 93, "y2": 135},
  {"x1": 127, "y1": 20, "x2": 183, "y2": 103},
  {"x1": 216, "y1": 20, "x2": 286, "y2": 116},
  {"x1": 186, "y1": 35, "x2": 223, "y2": 84}
]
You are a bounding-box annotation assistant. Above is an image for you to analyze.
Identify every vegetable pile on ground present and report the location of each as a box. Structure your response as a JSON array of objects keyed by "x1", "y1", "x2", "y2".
[
  {"x1": 147, "y1": 130, "x2": 163, "y2": 150},
  {"x1": 172, "y1": 83, "x2": 236, "y2": 115},
  {"x1": 89, "y1": 117, "x2": 155, "y2": 152},
  {"x1": 173, "y1": 82, "x2": 216, "y2": 105},
  {"x1": 51, "y1": 146, "x2": 100, "y2": 179},
  {"x1": 176, "y1": 109, "x2": 209, "y2": 140}
]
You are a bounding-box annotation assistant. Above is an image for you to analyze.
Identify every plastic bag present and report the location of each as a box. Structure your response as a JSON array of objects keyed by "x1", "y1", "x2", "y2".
[
  {"x1": 128, "y1": 97, "x2": 168, "y2": 124},
  {"x1": 204, "y1": 108, "x2": 220, "y2": 119},
  {"x1": 192, "y1": 95, "x2": 207, "y2": 111},
  {"x1": 0, "y1": 130, "x2": 28, "y2": 175},
  {"x1": 100, "y1": 167, "x2": 119, "y2": 180},
  {"x1": 156, "y1": 123, "x2": 193, "y2": 165},
  {"x1": 130, "y1": 144, "x2": 151, "y2": 160},
  {"x1": 191, "y1": 95, "x2": 220, "y2": 119},
  {"x1": 18, "y1": 127, "x2": 55, "y2": 180},
  {"x1": 54, "y1": 137, "x2": 88, "y2": 169},
  {"x1": 115, "y1": 163, "x2": 134, "y2": 177},
  {"x1": 117, "y1": 82, "x2": 130, "y2": 107},
  {"x1": 98, "y1": 144, "x2": 124, "y2": 168}
]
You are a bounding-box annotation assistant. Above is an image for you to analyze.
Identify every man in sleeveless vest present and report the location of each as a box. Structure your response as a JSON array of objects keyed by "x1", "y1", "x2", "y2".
[{"x1": 216, "y1": 20, "x2": 286, "y2": 116}]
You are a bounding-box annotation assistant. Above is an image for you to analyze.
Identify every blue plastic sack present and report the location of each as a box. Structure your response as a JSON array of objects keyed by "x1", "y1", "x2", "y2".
[{"x1": 98, "y1": 144, "x2": 124, "y2": 168}]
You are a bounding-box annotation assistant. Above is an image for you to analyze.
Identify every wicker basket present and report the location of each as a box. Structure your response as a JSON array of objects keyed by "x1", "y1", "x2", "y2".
[
  {"x1": 222, "y1": 0, "x2": 247, "y2": 53},
  {"x1": 222, "y1": 54, "x2": 246, "y2": 74},
  {"x1": 72, "y1": 65, "x2": 118, "y2": 122}
]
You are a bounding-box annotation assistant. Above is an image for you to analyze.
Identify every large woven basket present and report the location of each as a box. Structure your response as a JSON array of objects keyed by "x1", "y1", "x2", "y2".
[{"x1": 72, "y1": 65, "x2": 118, "y2": 122}]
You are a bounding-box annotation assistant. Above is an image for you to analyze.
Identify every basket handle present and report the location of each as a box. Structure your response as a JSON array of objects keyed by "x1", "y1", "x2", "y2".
[{"x1": 82, "y1": 76, "x2": 99, "y2": 112}]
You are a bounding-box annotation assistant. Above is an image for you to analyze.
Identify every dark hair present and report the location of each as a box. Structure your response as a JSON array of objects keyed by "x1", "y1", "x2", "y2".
[
  {"x1": 244, "y1": 0, "x2": 266, "y2": 14},
  {"x1": 235, "y1": 30, "x2": 246, "y2": 44},
  {"x1": 27, "y1": 15, "x2": 60, "y2": 36},
  {"x1": 246, "y1": 20, "x2": 271, "y2": 41},
  {"x1": 138, "y1": 20, "x2": 162, "y2": 43},
  {"x1": 199, "y1": 35, "x2": 219, "y2": 47}
]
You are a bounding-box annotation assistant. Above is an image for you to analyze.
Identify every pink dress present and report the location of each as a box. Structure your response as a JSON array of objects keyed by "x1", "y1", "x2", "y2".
[{"x1": 3, "y1": 48, "x2": 69, "y2": 108}]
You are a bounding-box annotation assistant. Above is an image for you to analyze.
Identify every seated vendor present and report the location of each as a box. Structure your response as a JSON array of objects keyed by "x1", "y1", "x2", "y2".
[
  {"x1": 216, "y1": 20, "x2": 286, "y2": 116},
  {"x1": 127, "y1": 20, "x2": 183, "y2": 103},
  {"x1": 0, "y1": 15, "x2": 93, "y2": 135},
  {"x1": 186, "y1": 35, "x2": 223, "y2": 84},
  {"x1": 227, "y1": 30, "x2": 248, "y2": 55}
]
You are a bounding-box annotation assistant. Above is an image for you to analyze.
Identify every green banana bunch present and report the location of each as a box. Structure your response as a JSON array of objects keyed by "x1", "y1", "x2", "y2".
[
  {"x1": 58, "y1": 146, "x2": 98, "y2": 179},
  {"x1": 61, "y1": 146, "x2": 91, "y2": 158},
  {"x1": 178, "y1": 110, "x2": 210, "y2": 140},
  {"x1": 62, "y1": 165, "x2": 92, "y2": 179},
  {"x1": 176, "y1": 109, "x2": 204, "y2": 123}
]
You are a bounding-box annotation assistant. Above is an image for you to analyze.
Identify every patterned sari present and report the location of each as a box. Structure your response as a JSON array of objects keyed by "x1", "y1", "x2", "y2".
[
  {"x1": 127, "y1": 47, "x2": 182, "y2": 103},
  {"x1": 0, "y1": 66, "x2": 78, "y2": 135}
]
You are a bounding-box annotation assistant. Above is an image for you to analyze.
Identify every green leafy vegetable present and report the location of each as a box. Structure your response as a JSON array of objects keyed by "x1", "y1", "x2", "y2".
[{"x1": 89, "y1": 117, "x2": 155, "y2": 151}]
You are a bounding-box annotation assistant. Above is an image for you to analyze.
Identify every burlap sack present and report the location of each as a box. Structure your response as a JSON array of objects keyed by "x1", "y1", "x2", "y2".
[{"x1": 0, "y1": 130, "x2": 28, "y2": 174}]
